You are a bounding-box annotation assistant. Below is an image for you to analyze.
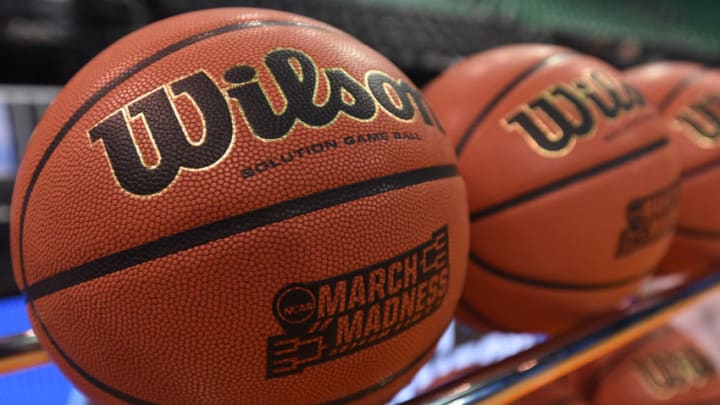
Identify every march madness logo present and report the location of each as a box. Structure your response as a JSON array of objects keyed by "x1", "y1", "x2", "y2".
[
  {"x1": 616, "y1": 180, "x2": 680, "y2": 257},
  {"x1": 266, "y1": 226, "x2": 450, "y2": 378}
]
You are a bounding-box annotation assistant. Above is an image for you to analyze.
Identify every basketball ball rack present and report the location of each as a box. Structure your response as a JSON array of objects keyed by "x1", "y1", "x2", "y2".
[
  {"x1": 2, "y1": 1, "x2": 720, "y2": 403},
  {"x1": 2, "y1": 272, "x2": 720, "y2": 403}
]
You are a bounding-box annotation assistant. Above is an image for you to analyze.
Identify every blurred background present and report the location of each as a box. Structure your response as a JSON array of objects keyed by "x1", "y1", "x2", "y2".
[
  {"x1": 1, "y1": 1, "x2": 720, "y2": 404},
  {"x1": 3, "y1": 0, "x2": 720, "y2": 294}
]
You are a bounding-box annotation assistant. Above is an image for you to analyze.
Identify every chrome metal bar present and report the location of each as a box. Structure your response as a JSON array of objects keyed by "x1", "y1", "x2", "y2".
[{"x1": 0, "y1": 329, "x2": 48, "y2": 374}]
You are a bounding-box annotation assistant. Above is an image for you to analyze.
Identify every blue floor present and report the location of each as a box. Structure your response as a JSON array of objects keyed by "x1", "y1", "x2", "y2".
[
  {"x1": 0, "y1": 294, "x2": 541, "y2": 404},
  {"x1": 0, "y1": 294, "x2": 81, "y2": 405}
]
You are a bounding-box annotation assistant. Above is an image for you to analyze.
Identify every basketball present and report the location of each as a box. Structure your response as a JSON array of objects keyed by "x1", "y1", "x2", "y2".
[
  {"x1": 423, "y1": 44, "x2": 680, "y2": 334},
  {"x1": 592, "y1": 327, "x2": 720, "y2": 405},
  {"x1": 10, "y1": 8, "x2": 469, "y2": 404},
  {"x1": 625, "y1": 63, "x2": 720, "y2": 280}
]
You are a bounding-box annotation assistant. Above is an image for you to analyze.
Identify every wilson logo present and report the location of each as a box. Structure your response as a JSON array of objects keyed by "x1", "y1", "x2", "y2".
[
  {"x1": 89, "y1": 48, "x2": 439, "y2": 196},
  {"x1": 633, "y1": 346, "x2": 715, "y2": 399},
  {"x1": 676, "y1": 93, "x2": 720, "y2": 148},
  {"x1": 503, "y1": 70, "x2": 646, "y2": 156},
  {"x1": 89, "y1": 72, "x2": 234, "y2": 195}
]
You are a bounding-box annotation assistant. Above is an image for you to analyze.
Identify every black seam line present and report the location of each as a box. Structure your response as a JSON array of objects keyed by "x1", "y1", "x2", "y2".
[
  {"x1": 454, "y1": 52, "x2": 578, "y2": 156},
  {"x1": 15, "y1": 20, "x2": 330, "y2": 405},
  {"x1": 676, "y1": 226, "x2": 720, "y2": 239},
  {"x1": 682, "y1": 156, "x2": 720, "y2": 180},
  {"x1": 24, "y1": 165, "x2": 459, "y2": 301},
  {"x1": 320, "y1": 333, "x2": 441, "y2": 405},
  {"x1": 470, "y1": 137, "x2": 669, "y2": 222},
  {"x1": 16, "y1": 19, "x2": 331, "y2": 290},
  {"x1": 469, "y1": 253, "x2": 650, "y2": 291},
  {"x1": 29, "y1": 302, "x2": 156, "y2": 405},
  {"x1": 603, "y1": 111, "x2": 657, "y2": 141},
  {"x1": 657, "y1": 68, "x2": 706, "y2": 113},
  {"x1": 32, "y1": 298, "x2": 442, "y2": 405},
  {"x1": 458, "y1": 298, "x2": 508, "y2": 331}
]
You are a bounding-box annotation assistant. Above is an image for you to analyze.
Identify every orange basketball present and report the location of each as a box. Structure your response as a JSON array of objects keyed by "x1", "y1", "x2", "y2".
[
  {"x1": 423, "y1": 44, "x2": 680, "y2": 334},
  {"x1": 592, "y1": 327, "x2": 720, "y2": 405},
  {"x1": 10, "y1": 8, "x2": 469, "y2": 404},
  {"x1": 625, "y1": 63, "x2": 720, "y2": 280}
]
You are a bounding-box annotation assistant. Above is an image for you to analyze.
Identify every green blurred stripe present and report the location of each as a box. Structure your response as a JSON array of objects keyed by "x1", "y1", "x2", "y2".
[{"x1": 360, "y1": 0, "x2": 720, "y2": 57}]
